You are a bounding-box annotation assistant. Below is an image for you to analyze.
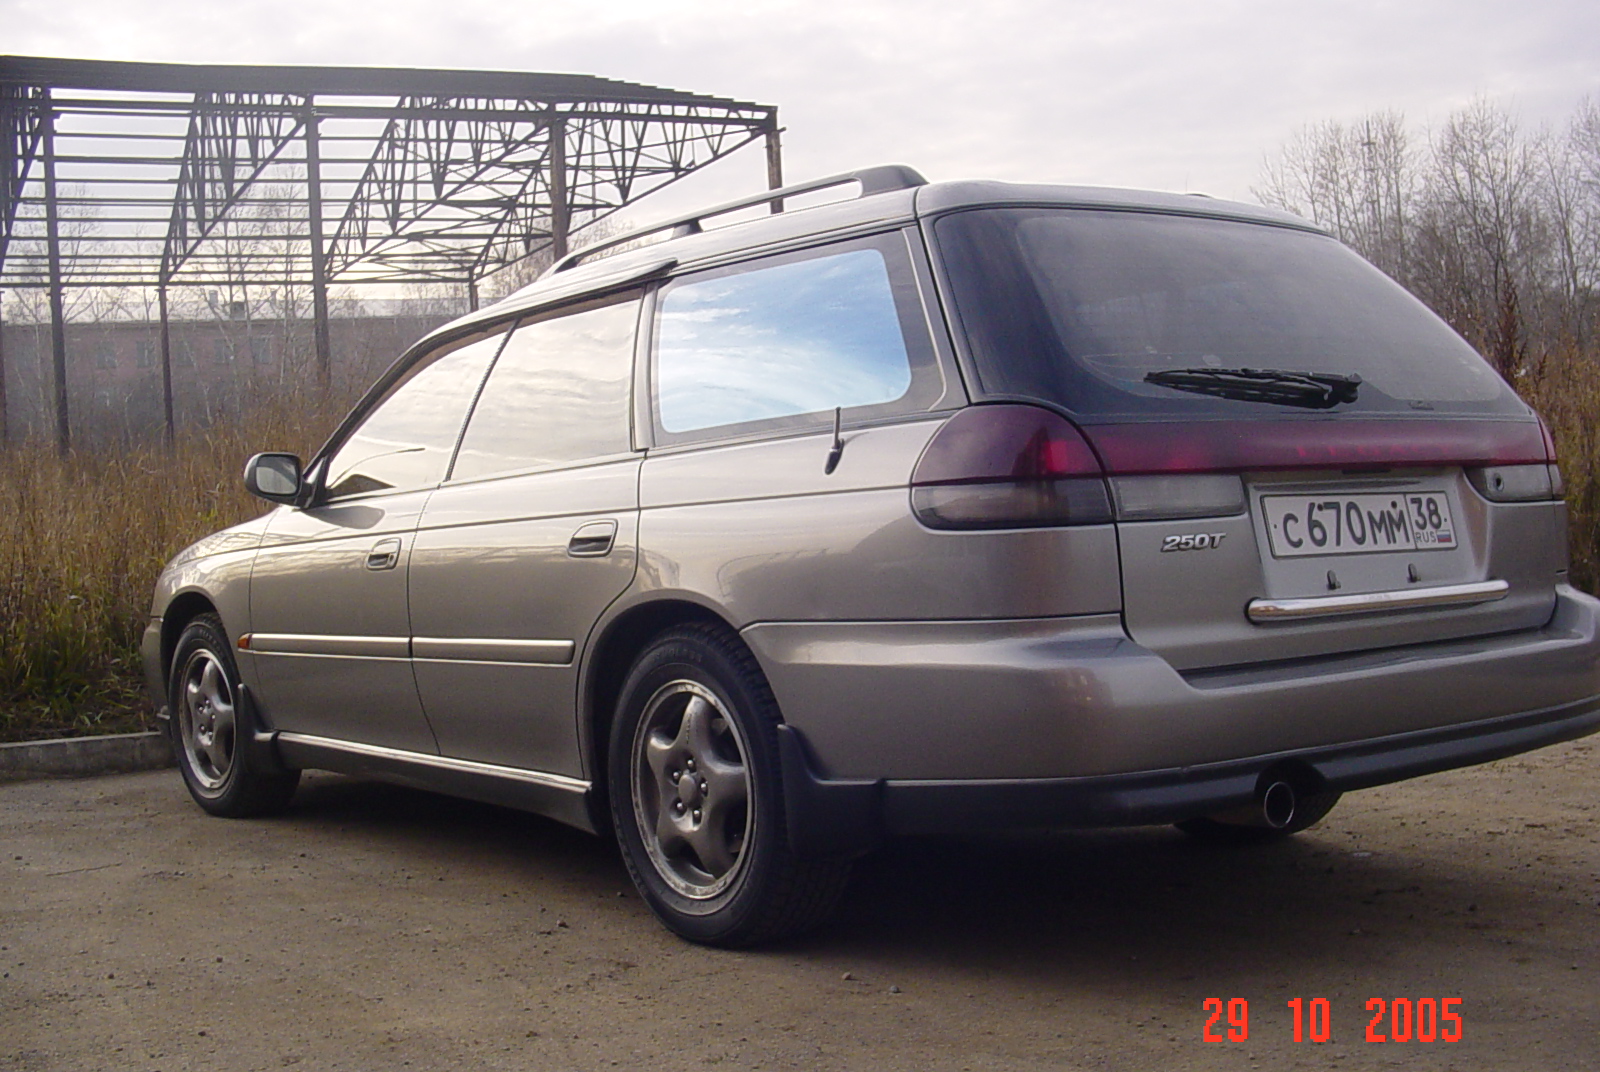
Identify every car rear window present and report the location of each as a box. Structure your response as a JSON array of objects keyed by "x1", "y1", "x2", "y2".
[{"x1": 933, "y1": 207, "x2": 1526, "y2": 421}]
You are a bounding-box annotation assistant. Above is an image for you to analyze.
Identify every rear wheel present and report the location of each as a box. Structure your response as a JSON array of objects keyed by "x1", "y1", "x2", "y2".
[
  {"x1": 170, "y1": 614, "x2": 299, "y2": 817},
  {"x1": 608, "y1": 624, "x2": 850, "y2": 946}
]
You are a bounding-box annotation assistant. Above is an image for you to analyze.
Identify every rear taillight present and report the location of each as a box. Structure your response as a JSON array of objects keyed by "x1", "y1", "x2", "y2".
[
  {"x1": 1538, "y1": 414, "x2": 1559, "y2": 462},
  {"x1": 1540, "y1": 414, "x2": 1565, "y2": 498},
  {"x1": 910, "y1": 405, "x2": 1112, "y2": 529},
  {"x1": 1467, "y1": 465, "x2": 1563, "y2": 502},
  {"x1": 1465, "y1": 414, "x2": 1564, "y2": 502},
  {"x1": 1079, "y1": 419, "x2": 1549, "y2": 474},
  {"x1": 912, "y1": 408, "x2": 1565, "y2": 527}
]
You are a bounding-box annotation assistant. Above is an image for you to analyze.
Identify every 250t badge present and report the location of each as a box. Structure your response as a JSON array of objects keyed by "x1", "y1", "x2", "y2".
[{"x1": 1161, "y1": 533, "x2": 1227, "y2": 552}]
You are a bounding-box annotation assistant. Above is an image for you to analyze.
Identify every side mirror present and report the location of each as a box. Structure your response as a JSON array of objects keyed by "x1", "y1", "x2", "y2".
[{"x1": 244, "y1": 453, "x2": 303, "y2": 504}]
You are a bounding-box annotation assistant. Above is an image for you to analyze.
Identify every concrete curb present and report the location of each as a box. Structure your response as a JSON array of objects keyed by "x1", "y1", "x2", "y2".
[{"x1": 0, "y1": 731, "x2": 173, "y2": 782}]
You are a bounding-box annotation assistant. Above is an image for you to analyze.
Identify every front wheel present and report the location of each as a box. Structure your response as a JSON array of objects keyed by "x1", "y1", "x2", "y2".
[
  {"x1": 170, "y1": 613, "x2": 299, "y2": 817},
  {"x1": 608, "y1": 624, "x2": 850, "y2": 946}
]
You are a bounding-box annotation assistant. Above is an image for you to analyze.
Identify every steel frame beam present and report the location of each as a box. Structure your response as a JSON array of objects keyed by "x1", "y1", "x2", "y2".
[
  {"x1": 303, "y1": 100, "x2": 331, "y2": 385},
  {"x1": 40, "y1": 91, "x2": 68, "y2": 453},
  {"x1": 161, "y1": 92, "x2": 305, "y2": 282},
  {"x1": 0, "y1": 56, "x2": 777, "y2": 451},
  {"x1": 1, "y1": 57, "x2": 777, "y2": 292},
  {"x1": 1, "y1": 84, "x2": 44, "y2": 273}
]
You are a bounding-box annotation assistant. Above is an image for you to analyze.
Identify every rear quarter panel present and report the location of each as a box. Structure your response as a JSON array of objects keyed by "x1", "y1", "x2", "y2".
[{"x1": 635, "y1": 420, "x2": 1122, "y2": 624}]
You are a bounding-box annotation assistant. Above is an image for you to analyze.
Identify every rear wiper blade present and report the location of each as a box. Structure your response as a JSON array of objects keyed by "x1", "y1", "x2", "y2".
[{"x1": 1143, "y1": 367, "x2": 1362, "y2": 409}]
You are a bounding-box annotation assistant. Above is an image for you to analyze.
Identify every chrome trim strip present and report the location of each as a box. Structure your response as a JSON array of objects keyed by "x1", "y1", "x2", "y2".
[
  {"x1": 1247, "y1": 579, "x2": 1511, "y2": 623},
  {"x1": 249, "y1": 651, "x2": 410, "y2": 663},
  {"x1": 244, "y1": 634, "x2": 576, "y2": 664},
  {"x1": 247, "y1": 633, "x2": 411, "y2": 658},
  {"x1": 275, "y1": 733, "x2": 590, "y2": 793},
  {"x1": 411, "y1": 637, "x2": 575, "y2": 665}
]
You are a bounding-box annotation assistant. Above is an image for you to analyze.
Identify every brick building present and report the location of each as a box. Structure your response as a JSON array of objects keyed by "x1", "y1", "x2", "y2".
[{"x1": 0, "y1": 311, "x2": 455, "y2": 446}]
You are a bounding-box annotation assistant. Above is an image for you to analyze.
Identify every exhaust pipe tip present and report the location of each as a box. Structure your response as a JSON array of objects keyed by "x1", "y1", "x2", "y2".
[{"x1": 1261, "y1": 780, "x2": 1297, "y2": 829}]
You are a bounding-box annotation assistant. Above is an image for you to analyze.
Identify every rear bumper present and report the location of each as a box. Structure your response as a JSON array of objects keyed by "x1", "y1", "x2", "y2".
[
  {"x1": 779, "y1": 695, "x2": 1600, "y2": 853},
  {"x1": 749, "y1": 585, "x2": 1600, "y2": 851}
]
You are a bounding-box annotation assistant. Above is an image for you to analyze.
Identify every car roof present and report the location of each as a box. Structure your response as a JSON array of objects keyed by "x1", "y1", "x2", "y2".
[
  {"x1": 915, "y1": 179, "x2": 1320, "y2": 232},
  {"x1": 418, "y1": 171, "x2": 1323, "y2": 347}
]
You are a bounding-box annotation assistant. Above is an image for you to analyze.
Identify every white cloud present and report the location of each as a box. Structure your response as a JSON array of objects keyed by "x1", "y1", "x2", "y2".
[{"x1": 4, "y1": 0, "x2": 1596, "y2": 209}]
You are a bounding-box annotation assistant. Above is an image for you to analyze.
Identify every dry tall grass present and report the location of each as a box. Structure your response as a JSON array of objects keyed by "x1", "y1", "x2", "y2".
[
  {"x1": 2, "y1": 358, "x2": 1597, "y2": 743},
  {"x1": 0, "y1": 391, "x2": 354, "y2": 740},
  {"x1": 1520, "y1": 345, "x2": 1600, "y2": 594}
]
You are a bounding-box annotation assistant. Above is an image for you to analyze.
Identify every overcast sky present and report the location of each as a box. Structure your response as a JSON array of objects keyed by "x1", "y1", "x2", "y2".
[{"x1": 5, "y1": 0, "x2": 1598, "y2": 223}]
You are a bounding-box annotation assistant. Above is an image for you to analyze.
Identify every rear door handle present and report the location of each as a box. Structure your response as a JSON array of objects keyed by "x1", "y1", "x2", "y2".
[
  {"x1": 366, "y1": 537, "x2": 403, "y2": 571},
  {"x1": 568, "y1": 520, "x2": 617, "y2": 558}
]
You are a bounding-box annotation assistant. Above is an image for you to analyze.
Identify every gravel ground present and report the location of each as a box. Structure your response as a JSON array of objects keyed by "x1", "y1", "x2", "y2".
[{"x1": 3, "y1": 738, "x2": 1598, "y2": 1072}]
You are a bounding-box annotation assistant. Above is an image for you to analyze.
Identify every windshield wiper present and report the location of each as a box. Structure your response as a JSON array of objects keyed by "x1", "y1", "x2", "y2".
[{"x1": 1144, "y1": 367, "x2": 1362, "y2": 409}]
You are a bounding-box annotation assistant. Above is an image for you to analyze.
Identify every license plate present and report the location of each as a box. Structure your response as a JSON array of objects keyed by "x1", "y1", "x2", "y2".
[{"x1": 1261, "y1": 492, "x2": 1456, "y2": 558}]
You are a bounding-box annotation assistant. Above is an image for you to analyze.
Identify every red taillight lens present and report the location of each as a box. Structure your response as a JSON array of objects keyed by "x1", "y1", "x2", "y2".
[
  {"x1": 911, "y1": 405, "x2": 1111, "y2": 529},
  {"x1": 1536, "y1": 414, "x2": 1566, "y2": 496},
  {"x1": 1538, "y1": 414, "x2": 1559, "y2": 464},
  {"x1": 1079, "y1": 418, "x2": 1549, "y2": 475}
]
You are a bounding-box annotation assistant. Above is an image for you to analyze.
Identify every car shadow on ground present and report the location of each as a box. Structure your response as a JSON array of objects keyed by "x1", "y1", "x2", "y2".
[
  {"x1": 821, "y1": 823, "x2": 1564, "y2": 990},
  {"x1": 274, "y1": 772, "x2": 1560, "y2": 984}
]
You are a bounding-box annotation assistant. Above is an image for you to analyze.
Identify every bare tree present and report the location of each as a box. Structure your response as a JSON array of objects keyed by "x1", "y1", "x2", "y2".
[
  {"x1": 1257, "y1": 99, "x2": 1600, "y2": 380},
  {"x1": 1538, "y1": 121, "x2": 1594, "y2": 347},
  {"x1": 1255, "y1": 111, "x2": 1415, "y2": 283},
  {"x1": 1562, "y1": 97, "x2": 1600, "y2": 344},
  {"x1": 1412, "y1": 101, "x2": 1548, "y2": 376}
]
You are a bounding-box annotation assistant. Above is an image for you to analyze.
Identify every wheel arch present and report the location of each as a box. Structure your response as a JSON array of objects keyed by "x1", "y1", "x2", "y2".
[
  {"x1": 160, "y1": 591, "x2": 221, "y2": 689},
  {"x1": 580, "y1": 596, "x2": 739, "y2": 828}
]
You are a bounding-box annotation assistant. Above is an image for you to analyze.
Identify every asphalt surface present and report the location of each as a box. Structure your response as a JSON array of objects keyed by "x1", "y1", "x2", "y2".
[{"x1": 3, "y1": 738, "x2": 1599, "y2": 1071}]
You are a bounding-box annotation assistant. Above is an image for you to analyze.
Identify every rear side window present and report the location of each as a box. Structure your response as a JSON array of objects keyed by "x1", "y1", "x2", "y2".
[
  {"x1": 323, "y1": 327, "x2": 507, "y2": 499},
  {"x1": 934, "y1": 208, "x2": 1526, "y2": 421},
  {"x1": 451, "y1": 296, "x2": 638, "y2": 482},
  {"x1": 652, "y1": 233, "x2": 941, "y2": 442}
]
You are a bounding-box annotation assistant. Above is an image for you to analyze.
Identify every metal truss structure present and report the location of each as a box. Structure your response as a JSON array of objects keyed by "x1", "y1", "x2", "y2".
[{"x1": 0, "y1": 56, "x2": 780, "y2": 448}]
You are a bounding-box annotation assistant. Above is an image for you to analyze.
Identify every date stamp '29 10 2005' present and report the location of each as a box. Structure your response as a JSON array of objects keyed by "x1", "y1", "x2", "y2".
[{"x1": 1202, "y1": 998, "x2": 1464, "y2": 1043}]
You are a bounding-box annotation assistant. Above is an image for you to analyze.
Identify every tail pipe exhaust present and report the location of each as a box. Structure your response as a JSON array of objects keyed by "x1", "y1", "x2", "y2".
[
  {"x1": 1178, "y1": 764, "x2": 1340, "y2": 838},
  {"x1": 1260, "y1": 780, "x2": 1298, "y2": 829}
]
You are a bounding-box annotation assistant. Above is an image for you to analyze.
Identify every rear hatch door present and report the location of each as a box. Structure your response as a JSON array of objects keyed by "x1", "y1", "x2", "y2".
[
  {"x1": 1097, "y1": 422, "x2": 1564, "y2": 671},
  {"x1": 926, "y1": 203, "x2": 1564, "y2": 670}
]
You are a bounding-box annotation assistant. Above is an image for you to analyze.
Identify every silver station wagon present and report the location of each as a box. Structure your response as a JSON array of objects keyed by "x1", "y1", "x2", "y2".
[{"x1": 144, "y1": 166, "x2": 1600, "y2": 946}]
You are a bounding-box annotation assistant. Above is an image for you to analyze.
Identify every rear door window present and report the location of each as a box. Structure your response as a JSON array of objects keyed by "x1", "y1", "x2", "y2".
[
  {"x1": 450, "y1": 295, "x2": 639, "y2": 482},
  {"x1": 651, "y1": 233, "x2": 941, "y2": 442}
]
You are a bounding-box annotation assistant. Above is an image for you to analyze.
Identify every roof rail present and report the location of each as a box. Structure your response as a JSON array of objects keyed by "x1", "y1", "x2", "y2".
[{"x1": 547, "y1": 164, "x2": 927, "y2": 275}]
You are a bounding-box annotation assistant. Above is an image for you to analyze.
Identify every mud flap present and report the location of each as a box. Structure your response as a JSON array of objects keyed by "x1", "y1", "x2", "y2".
[
  {"x1": 237, "y1": 683, "x2": 295, "y2": 775},
  {"x1": 777, "y1": 724, "x2": 883, "y2": 860}
]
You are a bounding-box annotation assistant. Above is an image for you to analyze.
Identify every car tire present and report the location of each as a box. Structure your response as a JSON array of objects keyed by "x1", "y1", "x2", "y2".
[
  {"x1": 170, "y1": 613, "x2": 300, "y2": 818},
  {"x1": 608, "y1": 623, "x2": 851, "y2": 947},
  {"x1": 1175, "y1": 790, "x2": 1341, "y2": 844}
]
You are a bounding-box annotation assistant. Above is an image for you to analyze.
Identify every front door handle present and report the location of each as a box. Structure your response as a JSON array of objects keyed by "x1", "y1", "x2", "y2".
[
  {"x1": 568, "y1": 520, "x2": 617, "y2": 558},
  {"x1": 366, "y1": 537, "x2": 403, "y2": 571}
]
